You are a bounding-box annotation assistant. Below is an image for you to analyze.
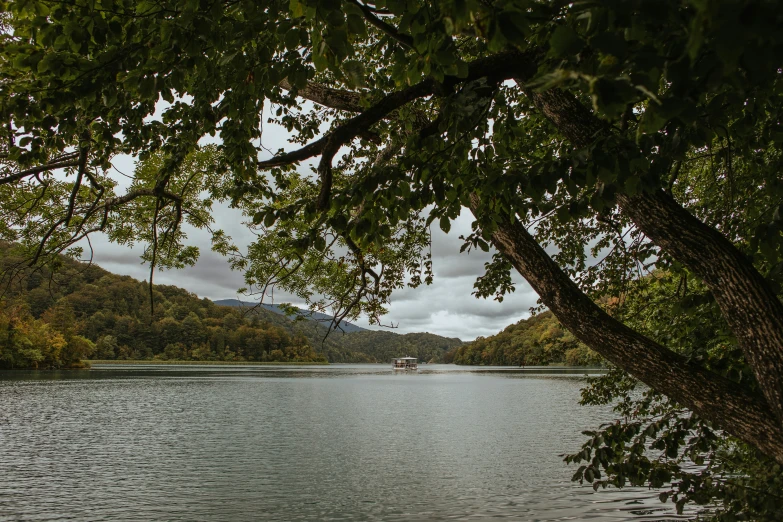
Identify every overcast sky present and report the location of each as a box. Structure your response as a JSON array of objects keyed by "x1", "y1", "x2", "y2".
[
  {"x1": 89, "y1": 206, "x2": 539, "y2": 341},
  {"x1": 84, "y1": 105, "x2": 542, "y2": 342}
]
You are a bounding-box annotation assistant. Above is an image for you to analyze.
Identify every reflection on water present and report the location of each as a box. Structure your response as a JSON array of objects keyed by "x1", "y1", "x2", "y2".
[{"x1": 0, "y1": 364, "x2": 693, "y2": 521}]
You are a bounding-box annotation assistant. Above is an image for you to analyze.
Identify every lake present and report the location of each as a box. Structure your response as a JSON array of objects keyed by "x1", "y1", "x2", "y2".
[{"x1": 0, "y1": 364, "x2": 694, "y2": 520}]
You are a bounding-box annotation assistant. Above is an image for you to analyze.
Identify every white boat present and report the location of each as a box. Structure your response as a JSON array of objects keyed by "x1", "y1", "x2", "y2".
[{"x1": 392, "y1": 356, "x2": 418, "y2": 371}]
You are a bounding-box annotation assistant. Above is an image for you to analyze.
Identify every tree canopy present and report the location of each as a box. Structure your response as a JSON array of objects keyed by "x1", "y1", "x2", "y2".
[{"x1": 3, "y1": 0, "x2": 783, "y2": 516}]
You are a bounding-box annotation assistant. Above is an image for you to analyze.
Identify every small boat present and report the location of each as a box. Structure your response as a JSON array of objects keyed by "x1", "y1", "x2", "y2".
[{"x1": 392, "y1": 356, "x2": 418, "y2": 371}]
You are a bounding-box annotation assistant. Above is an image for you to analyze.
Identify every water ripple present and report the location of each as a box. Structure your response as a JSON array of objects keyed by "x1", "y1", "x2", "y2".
[{"x1": 0, "y1": 365, "x2": 693, "y2": 521}]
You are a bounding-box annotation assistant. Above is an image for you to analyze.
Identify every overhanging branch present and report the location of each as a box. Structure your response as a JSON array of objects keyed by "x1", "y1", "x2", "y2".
[
  {"x1": 279, "y1": 78, "x2": 364, "y2": 113},
  {"x1": 347, "y1": 0, "x2": 414, "y2": 49},
  {"x1": 516, "y1": 77, "x2": 783, "y2": 427},
  {"x1": 1, "y1": 153, "x2": 80, "y2": 186},
  {"x1": 469, "y1": 195, "x2": 783, "y2": 464},
  {"x1": 264, "y1": 50, "x2": 534, "y2": 209}
]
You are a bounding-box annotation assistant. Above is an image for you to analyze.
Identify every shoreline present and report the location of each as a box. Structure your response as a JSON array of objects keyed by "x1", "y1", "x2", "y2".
[{"x1": 86, "y1": 360, "x2": 330, "y2": 366}]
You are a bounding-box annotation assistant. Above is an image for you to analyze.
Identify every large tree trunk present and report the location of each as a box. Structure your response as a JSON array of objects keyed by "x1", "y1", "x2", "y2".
[
  {"x1": 280, "y1": 68, "x2": 783, "y2": 459},
  {"x1": 617, "y1": 189, "x2": 783, "y2": 425},
  {"x1": 469, "y1": 196, "x2": 783, "y2": 464},
  {"x1": 523, "y1": 86, "x2": 783, "y2": 426}
]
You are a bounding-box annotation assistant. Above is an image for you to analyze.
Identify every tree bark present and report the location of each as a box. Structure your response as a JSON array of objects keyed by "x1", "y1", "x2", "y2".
[
  {"x1": 522, "y1": 84, "x2": 783, "y2": 426},
  {"x1": 469, "y1": 196, "x2": 783, "y2": 464},
  {"x1": 280, "y1": 79, "x2": 366, "y2": 114},
  {"x1": 279, "y1": 63, "x2": 783, "y2": 458},
  {"x1": 617, "y1": 189, "x2": 783, "y2": 426}
]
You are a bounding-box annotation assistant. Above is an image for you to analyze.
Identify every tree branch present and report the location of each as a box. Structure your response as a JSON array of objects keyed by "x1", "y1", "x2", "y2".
[
  {"x1": 0, "y1": 155, "x2": 80, "y2": 185},
  {"x1": 278, "y1": 77, "x2": 432, "y2": 132},
  {"x1": 264, "y1": 50, "x2": 534, "y2": 208},
  {"x1": 279, "y1": 78, "x2": 364, "y2": 113},
  {"x1": 28, "y1": 187, "x2": 182, "y2": 266},
  {"x1": 346, "y1": 0, "x2": 414, "y2": 49},
  {"x1": 257, "y1": 76, "x2": 434, "y2": 169},
  {"x1": 468, "y1": 195, "x2": 783, "y2": 464},
  {"x1": 64, "y1": 137, "x2": 90, "y2": 226},
  {"x1": 516, "y1": 79, "x2": 783, "y2": 428},
  {"x1": 299, "y1": 78, "x2": 783, "y2": 462}
]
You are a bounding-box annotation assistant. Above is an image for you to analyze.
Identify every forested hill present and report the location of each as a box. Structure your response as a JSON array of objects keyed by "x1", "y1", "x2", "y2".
[
  {"x1": 213, "y1": 299, "x2": 367, "y2": 333},
  {"x1": 445, "y1": 311, "x2": 601, "y2": 367},
  {"x1": 335, "y1": 331, "x2": 463, "y2": 364},
  {"x1": 215, "y1": 301, "x2": 463, "y2": 363},
  {"x1": 210, "y1": 299, "x2": 462, "y2": 363},
  {"x1": 0, "y1": 243, "x2": 461, "y2": 368}
]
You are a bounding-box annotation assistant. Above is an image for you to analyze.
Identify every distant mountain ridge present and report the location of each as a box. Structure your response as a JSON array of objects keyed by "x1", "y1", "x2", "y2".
[
  {"x1": 213, "y1": 299, "x2": 367, "y2": 333},
  {"x1": 214, "y1": 299, "x2": 464, "y2": 362}
]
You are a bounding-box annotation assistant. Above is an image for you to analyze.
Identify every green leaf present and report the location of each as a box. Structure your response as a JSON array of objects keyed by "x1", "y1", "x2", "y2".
[
  {"x1": 639, "y1": 104, "x2": 668, "y2": 135},
  {"x1": 549, "y1": 26, "x2": 584, "y2": 58},
  {"x1": 343, "y1": 60, "x2": 366, "y2": 88},
  {"x1": 497, "y1": 12, "x2": 528, "y2": 45},
  {"x1": 138, "y1": 75, "x2": 156, "y2": 99},
  {"x1": 289, "y1": 0, "x2": 304, "y2": 18},
  {"x1": 346, "y1": 14, "x2": 366, "y2": 37},
  {"x1": 590, "y1": 32, "x2": 627, "y2": 60},
  {"x1": 284, "y1": 28, "x2": 300, "y2": 50},
  {"x1": 439, "y1": 216, "x2": 451, "y2": 233},
  {"x1": 589, "y1": 77, "x2": 637, "y2": 118},
  {"x1": 102, "y1": 90, "x2": 117, "y2": 107},
  {"x1": 624, "y1": 176, "x2": 640, "y2": 196},
  {"x1": 556, "y1": 204, "x2": 571, "y2": 223}
]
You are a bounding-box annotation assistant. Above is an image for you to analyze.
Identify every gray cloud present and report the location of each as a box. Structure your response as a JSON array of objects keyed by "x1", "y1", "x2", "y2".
[
  {"x1": 430, "y1": 219, "x2": 494, "y2": 280},
  {"x1": 84, "y1": 210, "x2": 539, "y2": 341},
  {"x1": 75, "y1": 114, "x2": 546, "y2": 341},
  {"x1": 379, "y1": 270, "x2": 539, "y2": 339}
]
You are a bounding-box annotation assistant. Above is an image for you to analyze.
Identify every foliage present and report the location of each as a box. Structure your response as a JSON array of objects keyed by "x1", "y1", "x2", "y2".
[
  {"x1": 570, "y1": 370, "x2": 783, "y2": 521},
  {"x1": 565, "y1": 272, "x2": 783, "y2": 520},
  {"x1": 0, "y1": 242, "x2": 327, "y2": 367},
  {"x1": 2, "y1": 0, "x2": 782, "y2": 333},
  {"x1": 0, "y1": 301, "x2": 70, "y2": 369},
  {"x1": 0, "y1": 242, "x2": 458, "y2": 366},
  {"x1": 3, "y1": 0, "x2": 783, "y2": 518},
  {"x1": 337, "y1": 330, "x2": 461, "y2": 363},
  {"x1": 448, "y1": 311, "x2": 602, "y2": 366}
]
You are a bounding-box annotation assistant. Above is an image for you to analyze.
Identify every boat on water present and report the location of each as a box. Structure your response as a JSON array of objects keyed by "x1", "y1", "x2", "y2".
[{"x1": 391, "y1": 356, "x2": 418, "y2": 371}]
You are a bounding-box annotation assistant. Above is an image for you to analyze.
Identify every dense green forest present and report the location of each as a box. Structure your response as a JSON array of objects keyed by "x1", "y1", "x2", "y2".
[
  {"x1": 338, "y1": 331, "x2": 462, "y2": 364},
  {"x1": 446, "y1": 311, "x2": 602, "y2": 366},
  {"x1": 215, "y1": 299, "x2": 368, "y2": 333},
  {"x1": 214, "y1": 299, "x2": 463, "y2": 361},
  {"x1": 0, "y1": 243, "x2": 329, "y2": 368},
  {"x1": 233, "y1": 304, "x2": 462, "y2": 363},
  {"x1": 0, "y1": 243, "x2": 460, "y2": 368}
]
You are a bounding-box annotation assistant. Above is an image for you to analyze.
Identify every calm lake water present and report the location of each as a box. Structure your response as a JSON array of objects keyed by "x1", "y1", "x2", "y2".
[{"x1": 0, "y1": 364, "x2": 694, "y2": 521}]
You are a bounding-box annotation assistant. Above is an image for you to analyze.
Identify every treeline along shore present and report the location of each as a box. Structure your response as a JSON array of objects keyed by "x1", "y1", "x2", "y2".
[
  {"x1": 0, "y1": 243, "x2": 462, "y2": 369},
  {"x1": 445, "y1": 311, "x2": 602, "y2": 367},
  {"x1": 0, "y1": 241, "x2": 601, "y2": 370}
]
